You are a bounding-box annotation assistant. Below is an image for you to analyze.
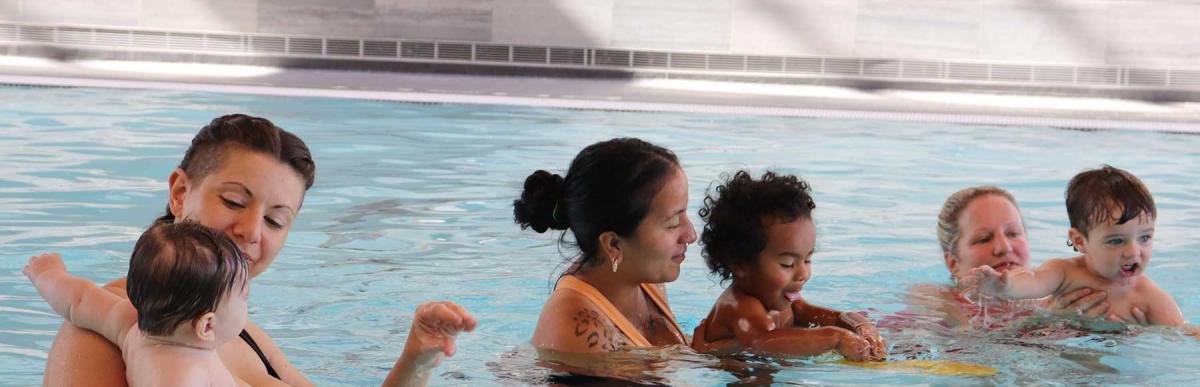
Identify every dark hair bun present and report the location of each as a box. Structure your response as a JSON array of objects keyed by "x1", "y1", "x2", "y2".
[{"x1": 514, "y1": 170, "x2": 569, "y2": 233}]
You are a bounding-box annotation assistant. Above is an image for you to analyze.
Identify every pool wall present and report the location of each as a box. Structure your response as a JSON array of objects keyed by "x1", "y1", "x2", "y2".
[{"x1": 2, "y1": 1, "x2": 1200, "y2": 94}]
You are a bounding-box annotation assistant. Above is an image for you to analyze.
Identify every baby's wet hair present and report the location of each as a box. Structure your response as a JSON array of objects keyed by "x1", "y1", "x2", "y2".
[
  {"x1": 127, "y1": 221, "x2": 248, "y2": 336},
  {"x1": 699, "y1": 170, "x2": 815, "y2": 282},
  {"x1": 1066, "y1": 164, "x2": 1156, "y2": 238}
]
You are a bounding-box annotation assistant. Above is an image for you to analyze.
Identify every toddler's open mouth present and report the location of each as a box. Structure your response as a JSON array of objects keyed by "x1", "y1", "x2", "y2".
[{"x1": 1120, "y1": 262, "x2": 1140, "y2": 277}]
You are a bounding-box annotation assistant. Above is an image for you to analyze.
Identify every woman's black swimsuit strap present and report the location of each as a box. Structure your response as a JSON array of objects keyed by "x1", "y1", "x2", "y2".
[{"x1": 239, "y1": 329, "x2": 281, "y2": 380}]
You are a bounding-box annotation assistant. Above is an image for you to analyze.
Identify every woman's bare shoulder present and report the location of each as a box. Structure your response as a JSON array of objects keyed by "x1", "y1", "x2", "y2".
[{"x1": 532, "y1": 288, "x2": 629, "y2": 353}]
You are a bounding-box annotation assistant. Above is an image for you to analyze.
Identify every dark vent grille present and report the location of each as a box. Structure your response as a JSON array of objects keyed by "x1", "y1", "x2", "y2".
[
  {"x1": 326, "y1": 39, "x2": 360, "y2": 56},
  {"x1": 594, "y1": 49, "x2": 631, "y2": 66},
  {"x1": 288, "y1": 37, "x2": 323, "y2": 55},
  {"x1": 400, "y1": 41, "x2": 434, "y2": 58},
  {"x1": 249, "y1": 36, "x2": 285, "y2": 53},
  {"x1": 512, "y1": 46, "x2": 546, "y2": 63},
  {"x1": 436, "y1": 43, "x2": 472, "y2": 60},
  {"x1": 550, "y1": 48, "x2": 586, "y2": 65}
]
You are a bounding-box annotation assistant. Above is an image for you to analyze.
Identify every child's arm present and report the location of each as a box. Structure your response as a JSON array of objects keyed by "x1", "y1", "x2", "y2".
[
  {"x1": 792, "y1": 300, "x2": 887, "y2": 361},
  {"x1": 723, "y1": 295, "x2": 870, "y2": 361},
  {"x1": 24, "y1": 253, "x2": 136, "y2": 347},
  {"x1": 962, "y1": 259, "x2": 1070, "y2": 300},
  {"x1": 1142, "y1": 282, "x2": 1185, "y2": 326}
]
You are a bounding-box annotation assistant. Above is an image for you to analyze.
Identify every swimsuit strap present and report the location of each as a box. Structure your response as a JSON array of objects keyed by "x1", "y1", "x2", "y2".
[
  {"x1": 640, "y1": 283, "x2": 688, "y2": 346},
  {"x1": 239, "y1": 329, "x2": 281, "y2": 380},
  {"x1": 556, "y1": 276, "x2": 651, "y2": 347},
  {"x1": 555, "y1": 276, "x2": 687, "y2": 347}
]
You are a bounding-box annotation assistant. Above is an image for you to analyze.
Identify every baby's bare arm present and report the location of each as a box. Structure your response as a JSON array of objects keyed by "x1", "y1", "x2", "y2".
[
  {"x1": 1142, "y1": 280, "x2": 1185, "y2": 326},
  {"x1": 978, "y1": 259, "x2": 1072, "y2": 300},
  {"x1": 24, "y1": 253, "x2": 135, "y2": 346},
  {"x1": 1009, "y1": 259, "x2": 1074, "y2": 298}
]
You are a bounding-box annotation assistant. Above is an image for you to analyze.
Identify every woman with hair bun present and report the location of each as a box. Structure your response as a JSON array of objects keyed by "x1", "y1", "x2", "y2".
[{"x1": 514, "y1": 138, "x2": 696, "y2": 354}]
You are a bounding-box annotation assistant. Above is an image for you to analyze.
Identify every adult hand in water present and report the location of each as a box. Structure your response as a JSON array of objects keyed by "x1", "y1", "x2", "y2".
[{"x1": 1045, "y1": 288, "x2": 1109, "y2": 319}]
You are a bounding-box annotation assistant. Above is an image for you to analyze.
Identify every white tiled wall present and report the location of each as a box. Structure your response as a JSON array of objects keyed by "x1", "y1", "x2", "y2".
[{"x1": 1, "y1": 0, "x2": 1197, "y2": 67}]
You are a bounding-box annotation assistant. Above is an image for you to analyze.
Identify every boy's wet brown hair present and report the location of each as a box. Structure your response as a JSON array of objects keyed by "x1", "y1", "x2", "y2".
[
  {"x1": 127, "y1": 221, "x2": 248, "y2": 336},
  {"x1": 1066, "y1": 164, "x2": 1156, "y2": 238}
]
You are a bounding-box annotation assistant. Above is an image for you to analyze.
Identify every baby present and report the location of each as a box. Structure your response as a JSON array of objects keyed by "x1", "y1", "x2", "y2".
[
  {"x1": 690, "y1": 170, "x2": 886, "y2": 361},
  {"x1": 24, "y1": 222, "x2": 268, "y2": 386},
  {"x1": 962, "y1": 165, "x2": 1183, "y2": 326}
]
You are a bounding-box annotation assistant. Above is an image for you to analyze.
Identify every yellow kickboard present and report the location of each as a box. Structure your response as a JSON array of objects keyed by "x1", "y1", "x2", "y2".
[{"x1": 837, "y1": 359, "x2": 998, "y2": 377}]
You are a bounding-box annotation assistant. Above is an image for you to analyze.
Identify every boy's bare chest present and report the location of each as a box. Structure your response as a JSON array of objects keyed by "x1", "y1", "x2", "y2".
[{"x1": 1063, "y1": 274, "x2": 1148, "y2": 321}]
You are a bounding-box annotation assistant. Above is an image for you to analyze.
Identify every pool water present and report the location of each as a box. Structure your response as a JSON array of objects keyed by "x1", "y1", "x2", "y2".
[{"x1": 1, "y1": 85, "x2": 1198, "y2": 386}]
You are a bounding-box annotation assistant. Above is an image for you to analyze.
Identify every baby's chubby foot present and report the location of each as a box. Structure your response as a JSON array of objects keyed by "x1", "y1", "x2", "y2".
[{"x1": 24, "y1": 253, "x2": 66, "y2": 283}]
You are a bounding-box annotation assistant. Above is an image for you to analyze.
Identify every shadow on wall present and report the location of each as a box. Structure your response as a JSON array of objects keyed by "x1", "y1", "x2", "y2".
[{"x1": 749, "y1": 0, "x2": 843, "y2": 55}]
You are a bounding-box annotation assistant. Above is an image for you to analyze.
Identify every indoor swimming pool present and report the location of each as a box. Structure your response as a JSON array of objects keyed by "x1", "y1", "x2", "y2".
[{"x1": 1, "y1": 85, "x2": 1198, "y2": 385}]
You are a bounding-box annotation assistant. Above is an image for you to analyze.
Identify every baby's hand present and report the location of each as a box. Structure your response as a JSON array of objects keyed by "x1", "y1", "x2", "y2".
[
  {"x1": 24, "y1": 253, "x2": 66, "y2": 283},
  {"x1": 405, "y1": 301, "x2": 477, "y2": 368},
  {"x1": 854, "y1": 323, "x2": 887, "y2": 361},
  {"x1": 840, "y1": 312, "x2": 886, "y2": 361},
  {"x1": 834, "y1": 328, "x2": 871, "y2": 362},
  {"x1": 959, "y1": 265, "x2": 1005, "y2": 297}
]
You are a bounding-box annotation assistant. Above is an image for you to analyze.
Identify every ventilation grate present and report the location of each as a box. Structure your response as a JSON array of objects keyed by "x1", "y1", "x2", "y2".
[
  {"x1": 57, "y1": 27, "x2": 92, "y2": 45},
  {"x1": 550, "y1": 47, "x2": 586, "y2": 65},
  {"x1": 633, "y1": 51, "x2": 667, "y2": 68},
  {"x1": 94, "y1": 29, "x2": 130, "y2": 46},
  {"x1": 0, "y1": 24, "x2": 14, "y2": 41},
  {"x1": 131, "y1": 31, "x2": 167, "y2": 48},
  {"x1": 167, "y1": 32, "x2": 204, "y2": 50},
  {"x1": 205, "y1": 34, "x2": 242, "y2": 52},
  {"x1": 825, "y1": 58, "x2": 861, "y2": 75},
  {"x1": 288, "y1": 37, "x2": 323, "y2": 55},
  {"x1": 19, "y1": 25, "x2": 54, "y2": 42},
  {"x1": 474, "y1": 44, "x2": 509, "y2": 62},
  {"x1": 1076, "y1": 67, "x2": 1118, "y2": 85},
  {"x1": 512, "y1": 46, "x2": 546, "y2": 63},
  {"x1": 1169, "y1": 70, "x2": 1200, "y2": 87},
  {"x1": 708, "y1": 54, "x2": 744, "y2": 71},
  {"x1": 863, "y1": 59, "x2": 899, "y2": 77},
  {"x1": 326, "y1": 39, "x2": 360, "y2": 56},
  {"x1": 436, "y1": 43, "x2": 472, "y2": 60},
  {"x1": 250, "y1": 36, "x2": 285, "y2": 53},
  {"x1": 669, "y1": 52, "x2": 705, "y2": 69},
  {"x1": 1128, "y1": 68, "x2": 1167, "y2": 86},
  {"x1": 785, "y1": 57, "x2": 822, "y2": 73},
  {"x1": 747, "y1": 56, "x2": 783, "y2": 72},
  {"x1": 990, "y1": 64, "x2": 1032, "y2": 81},
  {"x1": 594, "y1": 49, "x2": 631, "y2": 67},
  {"x1": 947, "y1": 62, "x2": 987, "y2": 80},
  {"x1": 1033, "y1": 65, "x2": 1074, "y2": 83},
  {"x1": 400, "y1": 41, "x2": 434, "y2": 59}
]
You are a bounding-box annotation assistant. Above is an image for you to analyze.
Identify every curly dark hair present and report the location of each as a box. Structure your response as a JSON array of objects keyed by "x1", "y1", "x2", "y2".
[{"x1": 699, "y1": 170, "x2": 815, "y2": 282}]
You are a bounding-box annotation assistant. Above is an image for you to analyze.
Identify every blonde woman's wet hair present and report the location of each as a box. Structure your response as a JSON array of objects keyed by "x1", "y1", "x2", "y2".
[{"x1": 937, "y1": 185, "x2": 1022, "y2": 257}]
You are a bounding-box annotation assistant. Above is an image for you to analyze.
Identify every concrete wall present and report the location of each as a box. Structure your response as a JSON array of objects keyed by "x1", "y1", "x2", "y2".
[{"x1": 2, "y1": 0, "x2": 1198, "y2": 67}]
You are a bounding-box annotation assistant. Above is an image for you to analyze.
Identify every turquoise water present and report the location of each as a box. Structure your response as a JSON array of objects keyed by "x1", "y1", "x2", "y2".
[{"x1": 1, "y1": 85, "x2": 1198, "y2": 386}]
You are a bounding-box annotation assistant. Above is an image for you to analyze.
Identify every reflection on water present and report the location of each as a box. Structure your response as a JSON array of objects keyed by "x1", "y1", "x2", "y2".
[{"x1": 1, "y1": 86, "x2": 1199, "y2": 385}]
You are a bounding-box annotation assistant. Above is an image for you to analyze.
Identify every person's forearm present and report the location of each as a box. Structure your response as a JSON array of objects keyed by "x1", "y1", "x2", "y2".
[
  {"x1": 997, "y1": 268, "x2": 1062, "y2": 300},
  {"x1": 32, "y1": 271, "x2": 92, "y2": 322},
  {"x1": 747, "y1": 327, "x2": 842, "y2": 357},
  {"x1": 381, "y1": 346, "x2": 438, "y2": 387}
]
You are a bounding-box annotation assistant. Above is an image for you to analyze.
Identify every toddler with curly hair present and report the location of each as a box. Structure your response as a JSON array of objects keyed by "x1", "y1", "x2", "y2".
[{"x1": 690, "y1": 170, "x2": 886, "y2": 361}]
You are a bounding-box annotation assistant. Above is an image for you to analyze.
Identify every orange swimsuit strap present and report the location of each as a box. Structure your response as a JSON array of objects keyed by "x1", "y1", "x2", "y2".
[{"x1": 555, "y1": 275, "x2": 687, "y2": 347}]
